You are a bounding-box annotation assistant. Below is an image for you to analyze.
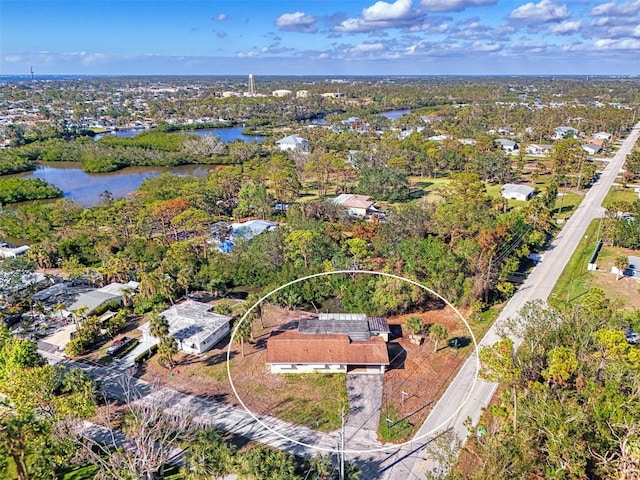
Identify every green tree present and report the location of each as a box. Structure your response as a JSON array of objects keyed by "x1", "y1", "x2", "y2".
[
  {"x1": 479, "y1": 338, "x2": 521, "y2": 432},
  {"x1": 404, "y1": 315, "x2": 424, "y2": 335},
  {"x1": 429, "y1": 324, "x2": 448, "y2": 352},
  {"x1": 180, "y1": 428, "x2": 236, "y2": 480},
  {"x1": 149, "y1": 312, "x2": 177, "y2": 369},
  {"x1": 614, "y1": 255, "x2": 628, "y2": 280}
]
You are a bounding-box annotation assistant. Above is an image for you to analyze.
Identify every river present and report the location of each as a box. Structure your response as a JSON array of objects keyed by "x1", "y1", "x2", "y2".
[{"x1": 379, "y1": 109, "x2": 411, "y2": 120}]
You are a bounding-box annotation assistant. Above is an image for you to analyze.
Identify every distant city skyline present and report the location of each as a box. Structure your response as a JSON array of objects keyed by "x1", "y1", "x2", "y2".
[{"x1": 1, "y1": 0, "x2": 639, "y2": 76}]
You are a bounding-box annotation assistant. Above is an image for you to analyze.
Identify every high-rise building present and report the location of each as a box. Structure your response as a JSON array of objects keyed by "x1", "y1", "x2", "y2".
[{"x1": 248, "y1": 73, "x2": 256, "y2": 96}]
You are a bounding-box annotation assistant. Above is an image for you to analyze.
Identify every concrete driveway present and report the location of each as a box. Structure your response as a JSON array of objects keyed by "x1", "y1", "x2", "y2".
[{"x1": 345, "y1": 373, "x2": 384, "y2": 445}]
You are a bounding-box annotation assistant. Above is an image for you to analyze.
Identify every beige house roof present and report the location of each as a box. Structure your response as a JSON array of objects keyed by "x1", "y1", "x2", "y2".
[
  {"x1": 266, "y1": 331, "x2": 389, "y2": 366},
  {"x1": 333, "y1": 194, "x2": 374, "y2": 210}
]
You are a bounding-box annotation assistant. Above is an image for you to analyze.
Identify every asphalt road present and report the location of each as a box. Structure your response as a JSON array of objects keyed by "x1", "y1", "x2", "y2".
[{"x1": 380, "y1": 122, "x2": 640, "y2": 480}]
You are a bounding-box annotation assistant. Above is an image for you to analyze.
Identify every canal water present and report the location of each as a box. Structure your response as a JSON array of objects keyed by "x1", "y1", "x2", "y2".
[
  {"x1": 10, "y1": 127, "x2": 265, "y2": 208},
  {"x1": 94, "y1": 126, "x2": 265, "y2": 143},
  {"x1": 17, "y1": 163, "x2": 211, "y2": 207}
]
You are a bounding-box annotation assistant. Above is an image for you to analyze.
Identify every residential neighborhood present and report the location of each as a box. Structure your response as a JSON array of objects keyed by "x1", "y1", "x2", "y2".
[{"x1": 1, "y1": 73, "x2": 639, "y2": 480}]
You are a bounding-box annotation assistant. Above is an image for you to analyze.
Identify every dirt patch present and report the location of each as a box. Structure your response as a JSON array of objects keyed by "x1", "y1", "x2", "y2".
[
  {"x1": 380, "y1": 302, "x2": 472, "y2": 442},
  {"x1": 589, "y1": 246, "x2": 640, "y2": 309}
]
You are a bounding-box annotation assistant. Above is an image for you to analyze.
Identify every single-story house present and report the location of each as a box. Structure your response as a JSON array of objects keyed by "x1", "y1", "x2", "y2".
[
  {"x1": 266, "y1": 313, "x2": 390, "y2": 374},
  {"x1": 0, "y1": 244, "x2": 29, "y2": 258},
  {"x1": 495, "y1": 138, "x2": 519, "y2": 152},
  {"x1": 592, "y1": 131, "x2": 612, "y2": 141},
  {"x1": 526, "y1": 143, "x2": 553, "y2": 155},
  {"x1": 139, "y1": 300, "x2": 232, "y2": 355},
  {"x1": 0, "y1": 271, "x2": 50, "y2": 303},
  {"x1": 553, "y1": 126, "x2": 579, "y2": 140},
  {"x1": 210, "y1": 219, "x2": 279, "y2": 253},
  {"x1": 68, "y1": 281, "x2": 139, "y2": 315},
  {"x1": 501, "y1": 184, "x2": 535, "y2": 201},
  {"x1": 582, "y1": 143, "x2": 603, "y2": 155},
  {"x1": 275, "y1": 134, "x2": 308, "y2": 151},
  {"x1": 332, "y1": 194, "x2": 377, "y2": 218},
  {"x1": 272, "y1": 89, "x2": 293, "y2": 97},
  {"x1": 231, "y1": 219, "x2": 279, "y2": 241}
]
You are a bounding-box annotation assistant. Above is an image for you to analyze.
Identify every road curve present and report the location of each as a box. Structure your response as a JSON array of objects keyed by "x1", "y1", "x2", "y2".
[{"x1": 381, "y1": 122, "x2": 640, "y2": 480}]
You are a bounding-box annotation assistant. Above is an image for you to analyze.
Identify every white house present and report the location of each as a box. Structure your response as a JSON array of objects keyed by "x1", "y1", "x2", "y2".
[
  {"x1": 275, "y1": 134, "x2": 308, "y2": 151},
  {"x1": 592, "y1": 132, "x2": 612, "y2": 141},
  {"x1": 332, "y1": 194, "x2": 377, "y2": 217},
  {"x1": 526, "y1": 143, "x2": 553, "y2": 155},
  {"x1": 272, "y1": 89, "x2": 293, "y2": 97},
  {"x1": 0, "y1": 244, "x2": 30, "y2": 258},
  {"x1": 266, "y1": 313, "x2": 390, "y2": 374},
  {"x1": 553, "y1": 126, "x2": 579, "y2": 140},
  {"x1": 495, "y1": 138, "x2": 519, "y2": 152},
  {"x1": 501, "y1": 184, "x2": 535, "y2": 201},
  {"x1": 582, "y1": 143, "x2": 603, "y2": 155},
  {"x1": 139, "y1": 300, "x2": 232, "y2": 355}
]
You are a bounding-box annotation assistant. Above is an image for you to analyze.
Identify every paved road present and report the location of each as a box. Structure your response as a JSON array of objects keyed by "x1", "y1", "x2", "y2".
[{"x1": 379, "y1": 122, "x2": 640, "y2": 480}]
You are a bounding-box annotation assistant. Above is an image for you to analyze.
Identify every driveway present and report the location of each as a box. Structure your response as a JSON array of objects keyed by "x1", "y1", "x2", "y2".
[{"x1": 345, "y1": 373, "x2": 384, "y2": 445}]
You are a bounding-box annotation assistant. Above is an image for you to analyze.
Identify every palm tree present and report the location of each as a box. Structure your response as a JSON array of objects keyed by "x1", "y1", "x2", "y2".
[
  {"x1": 429, "y1": 324, "x2": 448, "y2": 353},
  {"x1": 72, "y1": 305, "x2": 89, "y2": 324},
  {"x1": 614, "y1": 256, "x2": 628, "y2": 281},
  {"x1": 235, "y1": 319, "x2": 252, "y2": 357},
  {"x1": 404, "y1": 315, "x2": 424, "y2": 336}
]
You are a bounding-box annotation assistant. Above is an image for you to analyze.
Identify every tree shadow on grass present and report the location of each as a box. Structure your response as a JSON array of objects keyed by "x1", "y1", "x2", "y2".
[{"x1": 204, "y1": 350, "x2": 237, "y2": 366}]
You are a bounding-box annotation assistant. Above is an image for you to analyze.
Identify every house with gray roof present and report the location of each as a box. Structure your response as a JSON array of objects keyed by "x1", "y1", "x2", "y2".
[
  {"x1": 275, "y1": 134, "x2": 308, "y2": 151},
  {"x1": 553, "y1": 126, "x2": 579, "y2": 140},
  {"x1": 139, "y1": 300, "x2": 232, "y2": 355},
  {"x1": 495, "y1": 138, "x2": 519, "y2": 152},
  {"x1": 501, "y1": 184, "x2": 535, "y2": 201}
]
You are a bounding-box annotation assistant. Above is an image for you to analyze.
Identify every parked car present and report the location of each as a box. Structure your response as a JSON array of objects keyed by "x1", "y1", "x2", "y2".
[{"x1": 106, "y1": 336, "x2": 135, "y2": 356}]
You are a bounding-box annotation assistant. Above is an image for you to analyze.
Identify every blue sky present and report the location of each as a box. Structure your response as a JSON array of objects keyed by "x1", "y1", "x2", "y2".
[{"x1": 1, "y1": 0, "x2": 639, "y2": 75}]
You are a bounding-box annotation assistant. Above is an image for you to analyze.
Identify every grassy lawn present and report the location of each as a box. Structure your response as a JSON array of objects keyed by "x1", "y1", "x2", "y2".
[
  {"x1": 378, "y1": 405, "x2": 416, "y2": 443},
  {"x1": 553, "y1": 191, "x2": 584, "y2": 219},
  {"x1": 274, "y1": 373, "x2": 348, "y2": 431},
  {"x1": 603, "y1": 187, "x2": 639, "y2": 208},
  {"x1": 550, "y1": 220, "x2": 601, "y2": 306}
]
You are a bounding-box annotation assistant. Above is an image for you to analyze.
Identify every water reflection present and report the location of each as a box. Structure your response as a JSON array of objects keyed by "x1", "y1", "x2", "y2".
[{"x1": 20, "y1": 163, "x2": 211, "y2": 207}]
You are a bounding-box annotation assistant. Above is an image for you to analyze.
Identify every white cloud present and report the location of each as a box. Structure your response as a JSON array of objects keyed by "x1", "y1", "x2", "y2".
[
  {"x1": 420, "y1": 0, "x2": 497, "y2": 12},
  {"x1": 548, "y1": 20, "x2": 581, "y2": 34},
  {"x1": 590, "y1": 1, "x2": 640, "y2": 17},
  {"x1": 237, "y1": 51, "x2": 259, "y2": 58},
  {"x1": 470, "y1": 41, "x2": 502, "y2": 51},
  {"x1": 275, "y1": 12, "x2": 318, "y2": 33},
  {"x1": 334, "y1": 0, "x2": 423, "y2": 32},
  {"x1": 508, "y1": 0, "x2": 570, "y2": 22},
  {"x1": 362, "y1": 0, "x2": 414, "y2": 20},
  {"x1": 212, "y1": 14, "x2": 227, "y2": 22},
  {"x1": 348, "y1": 42, "x2": 386, "y2": 53},
  {"x1": 594, "y1": 37, "x2": 640, "y2": 49}
]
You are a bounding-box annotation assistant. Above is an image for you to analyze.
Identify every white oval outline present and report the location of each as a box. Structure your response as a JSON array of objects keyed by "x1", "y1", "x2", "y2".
[{"x1": 226, "y1": 269, "x2": 479, "y2": 454}]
